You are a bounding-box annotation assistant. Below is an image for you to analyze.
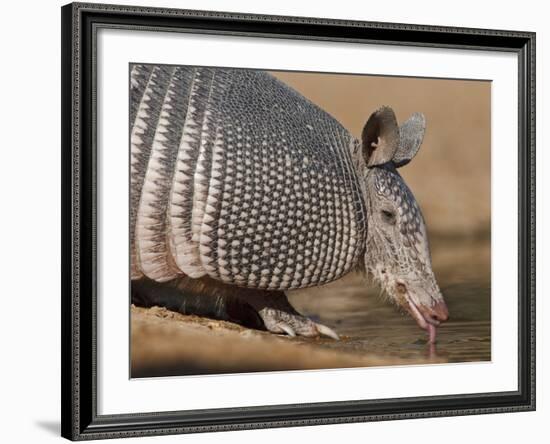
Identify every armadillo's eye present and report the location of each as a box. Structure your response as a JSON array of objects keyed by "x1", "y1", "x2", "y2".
[{"x1": 381, "y1": 209, "x2": 396, "y2": 225}]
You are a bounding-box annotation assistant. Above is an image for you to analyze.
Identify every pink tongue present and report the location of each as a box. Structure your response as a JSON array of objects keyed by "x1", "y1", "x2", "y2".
[{"x1": 427, "y1": 324, "x2": 437, "y2": 344}]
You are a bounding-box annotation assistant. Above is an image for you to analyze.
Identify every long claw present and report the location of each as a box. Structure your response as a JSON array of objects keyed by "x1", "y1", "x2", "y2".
[
  {"x1": 278, "y1": 323, "x2": 296, "y2": 337},
  {"x1": 316, "y1": 323, "x2": 340, "y2": 340}
]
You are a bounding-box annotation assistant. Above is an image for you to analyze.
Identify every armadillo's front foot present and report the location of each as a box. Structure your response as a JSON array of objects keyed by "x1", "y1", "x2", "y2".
[{"x1": 257, "y1": 307, "x2": 340, "y2": 340}]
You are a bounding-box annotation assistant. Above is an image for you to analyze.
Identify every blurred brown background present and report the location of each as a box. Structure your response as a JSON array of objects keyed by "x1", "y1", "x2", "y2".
[{"x1": 271, "y1": 71, "x2": 491, "y2": 238}]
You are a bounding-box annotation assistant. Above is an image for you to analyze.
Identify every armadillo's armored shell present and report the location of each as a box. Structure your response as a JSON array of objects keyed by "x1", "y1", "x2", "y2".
[{"x1": 130, "y1": 65, "x2": 367, "y2": 290}]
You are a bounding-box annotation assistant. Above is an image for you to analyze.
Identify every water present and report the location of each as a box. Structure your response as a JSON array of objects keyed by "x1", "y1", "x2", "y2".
[{"x1": 288, "y1": 237, "x2": 491, "y2": 364}]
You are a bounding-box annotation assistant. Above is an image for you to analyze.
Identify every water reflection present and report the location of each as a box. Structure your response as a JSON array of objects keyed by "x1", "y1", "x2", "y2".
[{"x1": 288, "y1": 237, "x2": 491, "y2": 364}]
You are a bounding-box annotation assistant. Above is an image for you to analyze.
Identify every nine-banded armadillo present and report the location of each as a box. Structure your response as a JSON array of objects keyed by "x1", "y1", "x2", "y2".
[{"x1": 130, "y1": 64, "x2": 449, "y2": 343}]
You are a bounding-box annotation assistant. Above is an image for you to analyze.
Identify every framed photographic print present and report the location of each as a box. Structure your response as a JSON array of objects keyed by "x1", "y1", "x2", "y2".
[{"x1": 61, "y1": 2, "x2": 536, "y2": 440}]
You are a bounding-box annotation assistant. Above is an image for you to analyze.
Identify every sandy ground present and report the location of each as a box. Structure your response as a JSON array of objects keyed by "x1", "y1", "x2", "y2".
[{"x1": 131, "y1": 305, "x2": 444, "y2": 378}]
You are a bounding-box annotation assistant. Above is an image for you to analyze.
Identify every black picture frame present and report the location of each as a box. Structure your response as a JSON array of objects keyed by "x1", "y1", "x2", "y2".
[{"x1": 61, "y1": 2, "x2": 536, "y2": 440}]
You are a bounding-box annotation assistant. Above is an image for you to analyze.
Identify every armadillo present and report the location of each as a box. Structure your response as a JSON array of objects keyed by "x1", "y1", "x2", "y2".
[{"x1": 130, "y1": 64, "x2": 449, "y2": 343}]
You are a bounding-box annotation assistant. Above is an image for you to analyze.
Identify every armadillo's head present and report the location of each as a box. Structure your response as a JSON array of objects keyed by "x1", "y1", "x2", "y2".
[{"x1": 358, "y1": 107, "x2": 449, "y2": 344}]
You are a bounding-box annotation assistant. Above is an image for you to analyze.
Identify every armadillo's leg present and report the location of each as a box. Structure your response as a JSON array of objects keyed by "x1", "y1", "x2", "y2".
[
  {"x1": 131, "y1": 277, "x2": 264, "y2": 329},
  {"x1": 244, "y1": 293, "x2": 340, "y2": 340},
  {"x1": 131, "y1": 277, "x2": 339, "y2": 339}
]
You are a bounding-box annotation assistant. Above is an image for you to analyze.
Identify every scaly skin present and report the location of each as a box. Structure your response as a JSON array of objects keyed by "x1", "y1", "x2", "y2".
[{"x1": 129, "y1": 66, "x2": 449, "y2": 342}]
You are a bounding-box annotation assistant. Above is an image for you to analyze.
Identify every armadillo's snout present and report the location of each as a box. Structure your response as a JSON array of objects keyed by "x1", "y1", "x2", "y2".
[
  {"x1": 399, "y1": 281, "x2": 450, "y2": 344},
  {"x1": 414, "y1": 299, "x2": 449, "y2": 345},
  {"x1": 418, "y1": 299, "x2": 449, "y2": 326},
  {"x1": 431, "y1": 300, "x2": 449, "y2": 323}
]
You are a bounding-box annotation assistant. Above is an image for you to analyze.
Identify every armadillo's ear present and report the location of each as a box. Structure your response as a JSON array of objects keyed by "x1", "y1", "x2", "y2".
[
  {"x1": 362, "y1": 106, "x2": 400, "y2": 167},
  {"x1": 393, "y1": 113, "x2": 426, "y2": 168}
]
